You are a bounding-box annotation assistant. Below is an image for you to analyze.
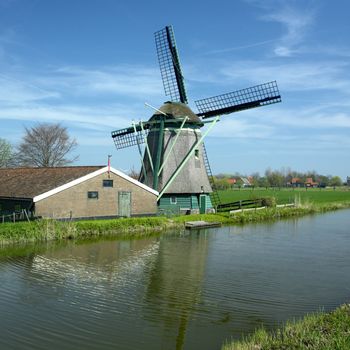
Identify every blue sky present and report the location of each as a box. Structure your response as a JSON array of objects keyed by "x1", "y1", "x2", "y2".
[{"x1": 1, "y1": 0, "x2": 349, "y2": 179}]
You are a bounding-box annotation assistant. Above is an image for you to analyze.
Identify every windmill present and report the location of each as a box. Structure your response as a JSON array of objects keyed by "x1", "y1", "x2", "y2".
[{"x1": 111, "y1": 25, "x2": 281, "y2": 214}]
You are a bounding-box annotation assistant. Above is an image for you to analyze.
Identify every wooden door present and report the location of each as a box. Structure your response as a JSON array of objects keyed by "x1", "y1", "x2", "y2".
[
  {"x1": 199, "y1": 194, "x2": 207, "y2": 214},
  {"x1": 118, "y1": 191, "x2": 131, "y2": 217}
]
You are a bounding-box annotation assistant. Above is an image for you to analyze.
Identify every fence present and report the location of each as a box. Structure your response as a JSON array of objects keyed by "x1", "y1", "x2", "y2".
[
  {"x1": 217, "y1": 199, "x2": 263, "y2": 212},
  {"x1": 1, "y1": 209, "x2": 31, "y2": 223}
]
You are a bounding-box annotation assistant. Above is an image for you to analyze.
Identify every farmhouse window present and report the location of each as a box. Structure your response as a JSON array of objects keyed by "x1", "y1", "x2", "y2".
[
  {"x1": 103, "y1": 179, "x2": 113, "y2": 187},
  {"x1": 87, "y1": 191, "x2": 99, "y2": 199},
  {"x1": 170, "y1": 196, "x2": 177, "y2": 204}
]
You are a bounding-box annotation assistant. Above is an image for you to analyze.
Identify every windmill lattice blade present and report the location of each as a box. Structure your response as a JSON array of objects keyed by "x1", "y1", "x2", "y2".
[
  {"x1": 155, "y1": 26, "x2": 188, "y2": 103},
  {"x1": 195, "y1": 81, "x2": 281, "y2": 119},
  {"x1": 111, "y1": 126, "x2": 148, "y2": 150}
]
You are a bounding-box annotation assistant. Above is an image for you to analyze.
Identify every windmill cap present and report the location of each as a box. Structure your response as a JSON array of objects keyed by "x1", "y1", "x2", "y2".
[{"x1": 150, "y1": 101, "x2": 203, "y2": 124}]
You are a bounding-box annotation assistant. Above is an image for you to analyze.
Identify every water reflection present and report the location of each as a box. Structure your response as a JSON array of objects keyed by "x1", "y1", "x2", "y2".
[
  {"x1": 1, "y1": 210, "x2": 350, "y2": 350},
  {"x1": 143, "y1": 231, "x2": 209, "y2": 349}
]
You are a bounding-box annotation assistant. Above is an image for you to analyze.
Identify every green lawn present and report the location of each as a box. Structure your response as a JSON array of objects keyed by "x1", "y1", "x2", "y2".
[{"x1": 217, "y1": 187, "x2": 350, "y2": 205}]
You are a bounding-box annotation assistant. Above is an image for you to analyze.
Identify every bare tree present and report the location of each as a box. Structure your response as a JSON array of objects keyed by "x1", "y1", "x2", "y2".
[
  {"x1": 128, "y1": 166, "x2": 140, "y2": 180},
  {"x1": 0, "y1": 138, "x2": 13, "y2": 167},
  {"x1": 17, "y1": 123, "x2": 78, "y2": 167}
]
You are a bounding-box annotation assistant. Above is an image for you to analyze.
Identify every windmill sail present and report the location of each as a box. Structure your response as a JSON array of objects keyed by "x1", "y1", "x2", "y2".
[
  {"x1": 111, "y1": 124, "x2": 149, "y2": 150},
  {"x1": 195, "y1": 81, "x2": 281, "y2": 119},
  {"x1": 155, "y1": 26, "x2": 188, "y2": 103}
]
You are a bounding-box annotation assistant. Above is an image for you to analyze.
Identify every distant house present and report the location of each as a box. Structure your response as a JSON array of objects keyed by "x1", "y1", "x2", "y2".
[
  {"x1": 226, "y1": 178, "x2": 236, "y2": 186},
  {"x1": 289, "y1": 177, "x2": 303, "y2": 187},
  {"x1": 347, "y1": 177, "x2": 350, "y2": 186},
  {"x1": 0, "y1": 166, "x2": 158, "y2": 219},
  {"x1": 240, "y1": 177, "x2": 252, "y2": 187},
  {"x1": 305, "y1": 177, "x2": 318, "y2": 188}
]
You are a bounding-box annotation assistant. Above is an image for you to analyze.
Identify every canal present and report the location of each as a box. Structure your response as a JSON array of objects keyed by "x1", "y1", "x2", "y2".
[{"x1": 1, "y1": 209, "x2": 350, "y2": 349}]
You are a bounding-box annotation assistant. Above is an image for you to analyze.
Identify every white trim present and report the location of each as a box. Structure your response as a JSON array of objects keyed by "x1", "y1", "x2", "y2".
[{"x1": 33, "y1": 166, "x2": 158, "y2": 203}]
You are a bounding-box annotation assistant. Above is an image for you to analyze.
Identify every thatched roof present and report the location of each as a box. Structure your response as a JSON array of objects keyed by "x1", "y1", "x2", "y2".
[
  {"x1": 149, "y1": 101, "x2": 203, "y2": 124},
  {"x1": 0, "y1": 166, "x2": 104, "y2": 199}
]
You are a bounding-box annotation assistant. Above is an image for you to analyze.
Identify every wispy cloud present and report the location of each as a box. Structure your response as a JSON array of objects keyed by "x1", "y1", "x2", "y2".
[
  {"x1": 48, "y1": 65, "x2": 163, "y2": 98},
  {"x1": 219, "y1": 60, "x2": 350, "y2": 93},
  {"x1": 0, "y1": 64, "x2": 164, "y2": 121},
  {"x1": 265, "y1": 6, "x2": 314, "y2": 57},
  {"x1": 0, "y1": 63, "x2": 166, "y2": 151},
  {"x1": 246, "y1": 0, "x2": 316, "y2": 57},
  {"x1": 249, "y1": 103, "x2": 350, "y2": 130},
  {"x1": 209, "y1": 117, "x2": 274, "y2": 139},
  {"x1": 0, "y1": 74, "x2": 60, "y2": 103},
  {"x1": 0, "y1": 104, "x2": 130, "y2": 127},
  {"x1": 204, "y1": 39, "x2": 278, "y2": 55},
  {"x1": 186, "y1": 57, "x2": 350, "y2": 103}
]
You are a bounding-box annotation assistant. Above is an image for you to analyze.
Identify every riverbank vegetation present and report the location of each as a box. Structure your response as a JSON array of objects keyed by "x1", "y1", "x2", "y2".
[
  {"x1": 222, "y1": 303, "x2": 350, "y2": 350},
  {"x1": 1, "y1": 196, "x2": 350, "y2": 245},
  {"x1": 0, "y1": 216, "x2": 173, "y2": 245}
]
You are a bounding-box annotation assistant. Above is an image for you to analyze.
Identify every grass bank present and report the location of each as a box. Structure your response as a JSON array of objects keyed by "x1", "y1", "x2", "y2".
[
  {"x1": 1, "y1": 201, "x2": 350, "y2": 245},
  {"x1": 222, "y1": 303, "x2": 350, "y2": 350},
  {"x1": 0, "y1": 216, "x2": 177, "y2": 245}
]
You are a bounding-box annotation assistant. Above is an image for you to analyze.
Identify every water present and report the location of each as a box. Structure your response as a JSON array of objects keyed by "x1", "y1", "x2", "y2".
[{"x1": 1, "y1": 210, "x2": 350, "y2": 349}]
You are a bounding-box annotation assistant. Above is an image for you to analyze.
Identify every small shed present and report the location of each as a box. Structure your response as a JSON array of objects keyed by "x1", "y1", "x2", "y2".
[{"x1": 0, "y1": 166, "x2": 158, "y2": 219}]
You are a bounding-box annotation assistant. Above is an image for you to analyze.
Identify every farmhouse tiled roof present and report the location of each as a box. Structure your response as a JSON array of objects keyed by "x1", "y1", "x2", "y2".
[{"x1": 0, "y1": 166, "x2": 104, "y2": 199}]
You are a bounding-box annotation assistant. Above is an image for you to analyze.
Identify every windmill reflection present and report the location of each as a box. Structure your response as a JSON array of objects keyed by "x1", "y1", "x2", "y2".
[{"x1": 144, "y1": 230, "x2": 209, "y2": 350}]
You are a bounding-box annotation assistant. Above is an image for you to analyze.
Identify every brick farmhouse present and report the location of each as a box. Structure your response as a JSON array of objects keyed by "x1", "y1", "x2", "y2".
[{"x1": 0, "y1": 166, "x2": 158, "y2": 219}]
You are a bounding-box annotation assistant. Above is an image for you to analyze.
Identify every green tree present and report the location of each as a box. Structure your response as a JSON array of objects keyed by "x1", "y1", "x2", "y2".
[
  {"x1": 329, "y1": 176, "x2": 342, "y2": 187},
  {"x1": 215, "y1": 178, "x2": 230, "y2": 190},
  {"x1": 249, "y1": 172, "x2": 260, "y2": 187},
  {"x1": 258, "y1": 177, "x2": 269, "y2": 188},
  {"x1": 265, "y1": 169, "x2": 284, "y2": 187},
  {"x1": 318, "y1": 175, "x2": 330, "y2": 187}
]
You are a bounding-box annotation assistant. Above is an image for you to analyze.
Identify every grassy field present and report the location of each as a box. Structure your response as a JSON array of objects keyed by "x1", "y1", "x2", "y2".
[
  {"x1": 218, "y1": 187, "x2": 350, "y2": 205},
  {"x1": 223, "y1": 304, "x2": 350, "y2": 350}
]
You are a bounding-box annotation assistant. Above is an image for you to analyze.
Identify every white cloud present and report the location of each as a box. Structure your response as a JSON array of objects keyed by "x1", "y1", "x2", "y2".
[
  {"x1": 0, "y1": 74, "x2": 60, "y2": 102},
  {"x1": 215, "y1": 60, "x2": 350, "y2": 93},
  {"x1": 264, "y1": 108, "x2": 350, "y2": 129},
  {"x1": 0, "y1": 103, "x2": 137, "y2": 128},
  {"x1": 204, "y1": 39, "x2": 278, "y2": 56},
  {"x1": 0, "y1": 64, "x2": 164, "y2": 135},
  {"x1": 47, "y1": 65, "x2": 163, "y2": 98},
  {"x1": 206, "y1": 117, "x2": 274, "y2": 139},
  {"x1": 258, "y1": 1, "x2": 316, "y2": 57}
]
